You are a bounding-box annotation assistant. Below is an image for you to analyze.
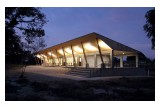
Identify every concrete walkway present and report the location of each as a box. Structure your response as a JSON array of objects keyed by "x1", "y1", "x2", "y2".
[{"x1": 23, "y1": 66, "x2": 87, "y2": 82}]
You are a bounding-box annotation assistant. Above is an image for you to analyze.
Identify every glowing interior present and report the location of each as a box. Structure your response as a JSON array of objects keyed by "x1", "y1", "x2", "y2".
[
  {"x1": 52, "y1": 54, "x2": 56, "y2": 57},
  {"x1": 48, "y1": 52, "x2": 56, "y2": 57},
  {"x1": 65, "y1": 48, "x2": 72, "y2": 54},
  {"x1": 48, "y1": 52, "x2": 52, "y2": 56},
  {"x1": 36, "y1": 55, "x2": 41, "y2": 58},
  {"x1": 98, "y1": 40, "x2": 111, "y2": 49},
  {"x1": 36, "y1": 39, "x2": 114, "y2": 59},
  {"x1": 58, "y1": 49, "x2": 63, "y2": 55},
  {"x1": 84, "y1": 43, "x2": 97, "y2": 51},
  {"x1": 73, "y1": 46, "x2": 83, "y2": 53},
  {"x1": 41, "y1": 54, "x2": 47, "y2": 58}
]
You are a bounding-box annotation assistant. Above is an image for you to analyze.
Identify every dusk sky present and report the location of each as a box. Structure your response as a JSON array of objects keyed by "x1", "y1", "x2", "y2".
[{"x1": 41, "y1": 7, "x2": 154, "y2": 59}]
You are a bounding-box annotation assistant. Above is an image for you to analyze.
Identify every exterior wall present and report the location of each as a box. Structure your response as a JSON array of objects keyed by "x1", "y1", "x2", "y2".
[
  {"x1": 65, "y1": 56, "x2": 80, "y2": 66},
  {"x1": 87, "y1": 55, "x2": 95, "y2": 67},
  {"x1": 97, "y1": 55, "x2": 110, "y2": 68},
  {"x1": 55, "y1": 58, "x2": 59, "y2": 65},
  {"x1": 40, "y1": 53, "x2": 112, "y2": 68},
  {"x1": 81, "y1": 54, "x2": 110, "y2": 68},
  {"x1": 66, "y1": 57, "x2": 73, "y2": 65},
  {"x1": 40, "y1": 51, "x2": 138, "y2": 68}
]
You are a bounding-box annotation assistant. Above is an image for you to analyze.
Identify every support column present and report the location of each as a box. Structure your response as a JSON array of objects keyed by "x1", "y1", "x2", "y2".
[
  {"x1": 81, "y1": 42, "x2": 89, "y2": 68},
  {"x1": 96, "y1": 38, "x2": 105, "y2": 68},
  {"x1": 55, "y1": 50, "x2": 60, "y2": 66},
  {"x1": 41, "y1": 55, "x2": 45, "y2": 66},
  {"x1": 110, "y1": 50, "x2": 114, "y2": 68},
  {"x1": 43, "y1": 54, "x2": 46, "y2": 66},
  {"x1": 62, "y1": 47, "x2": 67, "y2": 66},
  {"x1": 46, "y1": 53, "x2": 49, "y2": 66},
  {"x1": 136, "y1": 54, "x2": 139, "y2": 68},
  {"x1": 71, "y1": 45, "x2": 76, "y2": 67},
  {"x1": 120, "y1": 56, "x2": 123, "y2": 68},
  {"x1": 40, "y1": 55, "x2": 43, "y2": 65},
  {"x1": 51, "y1": 51, "x2": 55, "y2": 66}
]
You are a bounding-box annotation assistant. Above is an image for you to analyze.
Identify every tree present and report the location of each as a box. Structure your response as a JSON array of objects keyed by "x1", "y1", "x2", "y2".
[
  {"x1": 5, "y1": 7, "x2": 47, "y2": 63},
  {"x1": 22, "y1": 37, "x2": 46, "y2": 53},
  {"x1": 143, "y1": 9, "x2": 155, "y2": 49}
]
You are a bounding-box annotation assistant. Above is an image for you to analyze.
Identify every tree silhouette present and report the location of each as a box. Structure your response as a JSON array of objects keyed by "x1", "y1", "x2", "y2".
[
  {"x1": 5, "y1": 7, "x2": 47, "y2": 64},
  {"x1": 22, "y1": 37, "x2": 46, "y2": 53},
  {"x1": 143, "y1": 9, "x2": 155, "y2": 50}
]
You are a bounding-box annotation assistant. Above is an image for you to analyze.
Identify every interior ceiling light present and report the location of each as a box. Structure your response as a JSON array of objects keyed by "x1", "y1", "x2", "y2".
[
  {"x1": 65, "y1": 48, "x2": 72, "y2": 54},
  {"x1": 41, "y1": 54, "x2": 47, "y2": 58},
  {"x1": 98, "y1": 40, "x2": 111, "y2": 49},
  {"x1": 84, "y1": 43, "x2": 97, "y2": 51},
  {"x1": 48, "y1": 52, "x2": 56, "y2": 57},
  {"x1": 58, "y1": 49, "x2": 63, "y2": 55},
  {"x1": 48, "y1": 52, "x2": 52, "y2": 56},
  {"x1": 52, "y1": 54, "x2": 56, "y2": 57},
  {"x1": 36, "y1": 55, "x2": 41, "y2": 58},
  {"x1": 73, "y1": 46, "x2": 83, "y2": 53}
]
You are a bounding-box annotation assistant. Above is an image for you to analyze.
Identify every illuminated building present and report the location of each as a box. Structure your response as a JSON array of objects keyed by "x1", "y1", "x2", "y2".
[{"x1": 35, "y1": 32, "x2": 140, "y2": 68}]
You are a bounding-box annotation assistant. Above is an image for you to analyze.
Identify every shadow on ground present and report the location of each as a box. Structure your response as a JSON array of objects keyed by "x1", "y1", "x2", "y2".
[{"x1": 5, "y1": 73, "x2": 155, "y2": 101}]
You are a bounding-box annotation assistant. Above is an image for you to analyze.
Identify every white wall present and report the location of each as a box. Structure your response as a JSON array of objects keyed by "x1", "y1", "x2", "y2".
[
  {"x1": 87, "y1": 55, "x2": 95, "y2": 67},
  {"x1": 66, "y1": 57, "x2": 73, "y2": 65},
  {"x1": 55, "y1": 58, "x2": 59, "y2": 64},
  {"x1": 97, "y1": 55, "x2": 110, "y2": 68}
]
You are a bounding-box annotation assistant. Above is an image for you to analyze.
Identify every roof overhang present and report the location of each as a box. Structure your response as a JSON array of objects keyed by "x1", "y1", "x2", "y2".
[{"x1": 35, "y1": 32, "x2": 141, "y2": 57}]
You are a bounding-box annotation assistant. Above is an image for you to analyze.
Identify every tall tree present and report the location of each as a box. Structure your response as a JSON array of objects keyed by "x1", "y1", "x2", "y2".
[
  {"x1": 5, "y1": 7, "x2": 47, "y2": 63},
  {"x1": 22, "y1": 37, "x2": 46, "y2": 53},
  {"x1": 143, "y1": 9, "x2": 155, "y2": 49}
]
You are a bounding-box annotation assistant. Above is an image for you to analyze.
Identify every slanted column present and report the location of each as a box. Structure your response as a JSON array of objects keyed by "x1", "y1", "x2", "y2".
[
  {"x1": 120, "y1": 56, "x2": 123, "y2": 68},
  {"x1": 110, "y1": 50, "x2": 114, "y2": 68},
  {"x1": 43, "y1": 54, "x2": 47, "y2": 66},
  {"x1": 41, "y1": 55, "x2": 45, "y2": 66},
  {"x1": 71, "y1": 45, "x2": 76, "y2": 67},
  {"x1": 62, "y1": 47, "x2": 67, "y2": 66},
  {"x1": 96, "y1": 38, "x2": 105, "y2": 68},
  {"x1": 96, "y1": 38, "x2": 104, "y2": 63},
  {"x1": 55, "y1": 50, "x2": 60, "y2": 66},
  {"x1": 51, "y1": 51, "x2": 55, "y2": 66},
  {"x1": 81, "y1": 42, "x2": 89, "y2": 68},
  {"x1": 136, "y1": 54, "x2": 139, "y2": 68},
  {"x1": 46, "y1": 53, "x2": 49, "y2": 66},
  {"x1": 40, "y1": 55, "x2": 43, "y2": 65}
]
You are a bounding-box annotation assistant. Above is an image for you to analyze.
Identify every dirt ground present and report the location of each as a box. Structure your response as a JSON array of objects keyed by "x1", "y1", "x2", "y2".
[{"x1": 5, "y1": 65, "x2": 155, "y2": 101}]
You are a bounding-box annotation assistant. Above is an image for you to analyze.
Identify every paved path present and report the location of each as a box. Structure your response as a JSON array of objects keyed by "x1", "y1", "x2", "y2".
[{"x1": 24, "y1": 66, "x2": 88, "y2": 82}]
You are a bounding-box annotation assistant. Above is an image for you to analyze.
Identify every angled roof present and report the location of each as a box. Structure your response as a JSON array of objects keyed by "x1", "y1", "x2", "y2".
[
  {"x1": 35, "y1": 32, "x2": 140, "y2": 54},
  {"x1": 95, "y1": 33, "x2": 139, "y2": 52}
]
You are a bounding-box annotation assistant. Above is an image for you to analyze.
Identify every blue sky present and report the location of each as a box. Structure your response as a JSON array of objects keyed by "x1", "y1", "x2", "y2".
[{"x1": 41, "y1": 7, "x2": 154, "y2": 59}]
